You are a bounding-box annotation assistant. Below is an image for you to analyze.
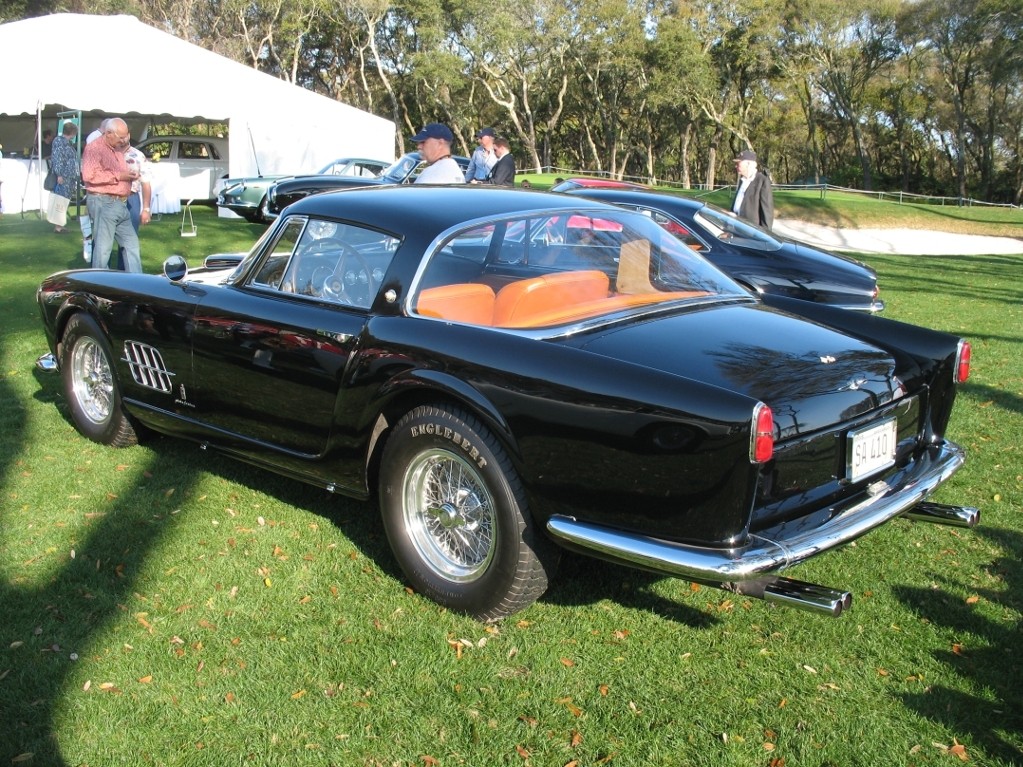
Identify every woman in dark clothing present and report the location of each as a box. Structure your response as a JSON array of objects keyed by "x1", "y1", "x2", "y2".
[{"x1": 47, "y1": 122, "x2": 80, "y2": 233}]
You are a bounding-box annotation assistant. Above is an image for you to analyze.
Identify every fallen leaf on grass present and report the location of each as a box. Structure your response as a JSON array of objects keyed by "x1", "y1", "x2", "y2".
[
  {"x1": 965, "y1": 595, "x2": 980, "y2": 605},
  {"x1": 291, "y1": 689, "x2": 307, "y2": 700},
  {"x1": 933, "y1": 739, "x2": 970, "y2": 762},
  {"x1": 556, "y1": 697, "x2": 582, "y2": 717},
  {"x1": 138, "y1": 675, "x2": 153, "y2": 683},
  {"x1": 515, "y1": 744, "x2": 531, "y2": 759},
  {"x1": 560, "y1": 657, "x2": 575, "y2": 667}
]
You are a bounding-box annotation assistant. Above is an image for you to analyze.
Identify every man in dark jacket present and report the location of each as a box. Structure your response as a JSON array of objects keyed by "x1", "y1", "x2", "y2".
[
  {"x1": 485, "y1": 137, "x2": 516, "y2": 186},
  {"x1": 731, "y1": 149, "x2": 774, "y2": 229}
]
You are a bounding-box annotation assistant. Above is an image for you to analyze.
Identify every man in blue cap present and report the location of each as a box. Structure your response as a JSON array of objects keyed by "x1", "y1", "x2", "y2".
[
  {"x1": 412, "y1": 123, "x2": 466, "y2": 184},
  {"x1": 465, "y1": 127, "x2": 497, "y2": 183}
]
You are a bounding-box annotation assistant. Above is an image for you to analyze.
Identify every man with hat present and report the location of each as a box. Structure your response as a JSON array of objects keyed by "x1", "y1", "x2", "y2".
[
  {"x1": 731, "y1": 148, "x2": 774, "y2": 229},
  {"x1": 412, "y1": 123, "x2": 467, "y2": 184},
  {"x1": 465, "y1": 127, "x2": 497, "y2": 183}
]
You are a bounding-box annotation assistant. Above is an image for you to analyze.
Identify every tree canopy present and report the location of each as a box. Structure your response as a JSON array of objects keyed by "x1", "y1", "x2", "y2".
[{"x1": 8, "y1": 0, "x2": 1023, "y2": 202}]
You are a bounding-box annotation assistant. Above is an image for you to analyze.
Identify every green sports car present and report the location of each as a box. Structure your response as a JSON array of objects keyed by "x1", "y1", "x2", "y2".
[{"x1": 216, "y1": 157, "x2": 390, "y2": 222}]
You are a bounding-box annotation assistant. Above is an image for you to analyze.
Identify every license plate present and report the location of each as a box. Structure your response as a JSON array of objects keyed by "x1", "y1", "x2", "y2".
[{"x1": 846, "y1": 418, "x2": 897, "y2": 482}]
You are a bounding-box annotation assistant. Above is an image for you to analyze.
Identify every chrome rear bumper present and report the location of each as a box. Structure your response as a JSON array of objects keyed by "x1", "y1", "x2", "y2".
[{"x1": 546, "y1": 441, "x2": 976, "y2": 585}]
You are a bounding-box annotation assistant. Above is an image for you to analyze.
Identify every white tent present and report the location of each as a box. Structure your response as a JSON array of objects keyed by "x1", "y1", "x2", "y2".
[{"x1": 0, "y1": 13, "x2": 396, "y2": 214}]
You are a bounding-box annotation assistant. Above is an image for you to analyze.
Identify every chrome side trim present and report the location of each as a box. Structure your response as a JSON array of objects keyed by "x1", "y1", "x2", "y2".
[
  {"x1": 834, "y1": 299, "x2": 885, "y2": 313},
  {"x1": 546, "y1": 441, "x2": 970, "y2": 583}
]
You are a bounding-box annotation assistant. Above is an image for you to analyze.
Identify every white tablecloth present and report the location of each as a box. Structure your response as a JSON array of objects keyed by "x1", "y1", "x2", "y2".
[
  {"x1": 0, "y1": 156, "x2": 45, "y2": 214},
  {"x1": 148, "y1": 163, "x2": 182, "y2": 214}
]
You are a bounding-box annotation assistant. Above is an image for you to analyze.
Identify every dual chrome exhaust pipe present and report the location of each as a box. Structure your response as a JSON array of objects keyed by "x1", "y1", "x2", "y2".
[
  {"x1": 724, "y1": 577, "x2": 854, "y2": 618},
  {"x1": 547, "y1": 498, "x2": 980, "y2": 618}
]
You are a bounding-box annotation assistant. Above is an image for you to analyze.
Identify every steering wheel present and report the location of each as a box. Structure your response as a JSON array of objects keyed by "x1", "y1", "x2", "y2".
[{"x1": 303, "y1": 239, "x2": 376, "y2": 307}]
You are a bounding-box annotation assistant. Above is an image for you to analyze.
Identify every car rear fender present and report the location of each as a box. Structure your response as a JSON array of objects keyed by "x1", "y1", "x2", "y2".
[{"x1": 360, "y1": 317, "x2": 767, "y2": 544}]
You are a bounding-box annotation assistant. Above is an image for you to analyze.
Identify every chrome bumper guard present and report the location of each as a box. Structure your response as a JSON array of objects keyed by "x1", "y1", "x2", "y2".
[{"x1": 546, "y1": 441, "x2": 977, "y2": 584}]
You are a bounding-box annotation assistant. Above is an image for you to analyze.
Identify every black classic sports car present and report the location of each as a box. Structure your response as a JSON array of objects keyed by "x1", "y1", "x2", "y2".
[
  {"x1": 265, "y1": 151, "x2": 471, "y2": 219},
  {"x1": 36, "y1": 185, "x2": 978, "y2": 621},
  {"x1": 554, "y1": 178, "x2": 884, "y2": 312}
]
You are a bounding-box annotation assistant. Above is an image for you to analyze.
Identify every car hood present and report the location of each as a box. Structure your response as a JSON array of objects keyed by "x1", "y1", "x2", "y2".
[
  {"x1": 571, "y1": 302, "x2": 900, "y2": 438},
  {"x1": 223, "y1": 175, "x2": 285, "y2": 186}
]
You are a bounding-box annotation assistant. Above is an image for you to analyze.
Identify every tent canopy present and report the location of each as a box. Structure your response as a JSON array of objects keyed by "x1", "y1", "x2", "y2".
[{"x1": 0, "y1": 13, "x2": 395, "y2": 180}]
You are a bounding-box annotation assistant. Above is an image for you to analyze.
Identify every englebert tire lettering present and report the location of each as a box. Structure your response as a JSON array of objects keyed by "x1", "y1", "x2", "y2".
[{"x1": 408, "y1": 422, "x2": 488, "y2": 469}]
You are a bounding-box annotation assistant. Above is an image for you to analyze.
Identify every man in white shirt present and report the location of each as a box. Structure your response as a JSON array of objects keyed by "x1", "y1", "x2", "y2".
[
  {"x1": 465, "y1": 127, "x2": 497, "y2": 183},
  {"x1": 412, "y1": 123, "x2": 466, "y2": 184}
]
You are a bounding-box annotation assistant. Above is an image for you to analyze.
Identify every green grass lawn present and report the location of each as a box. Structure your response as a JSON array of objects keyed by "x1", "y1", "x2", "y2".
[{"x1": 1, "y1": 205, "x2": 1021, "y2": 766}]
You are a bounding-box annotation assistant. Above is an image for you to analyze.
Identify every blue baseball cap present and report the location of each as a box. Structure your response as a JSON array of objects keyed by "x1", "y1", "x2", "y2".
[
  {"x1": 476, "y1": 127, "x2": 496, "y2": 139},
  {"x1": 411, "y1": 123, "x2": 454, "y2": 142}
]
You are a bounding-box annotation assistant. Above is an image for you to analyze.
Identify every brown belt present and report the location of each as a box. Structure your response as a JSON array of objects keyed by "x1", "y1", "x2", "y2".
[{"x1": 87, "y1": 192, "x2": 128, "y2": 202}]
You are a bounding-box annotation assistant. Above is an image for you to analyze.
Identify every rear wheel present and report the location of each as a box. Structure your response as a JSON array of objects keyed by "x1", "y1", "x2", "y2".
[
  {"x1": 59, "y1": 313, "x2": 138, "y2": 447},
  {"x1": 379, "y1": 404, "x2": 558, "y2": 621}
]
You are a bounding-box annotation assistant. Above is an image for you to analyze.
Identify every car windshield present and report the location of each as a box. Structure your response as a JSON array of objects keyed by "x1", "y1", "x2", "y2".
[
  {"x1": 692, "y1": 204, "x2": 783, "y2": 252},
  {"x1": 316, "y1": 159, "x2": 385, "y2": 178},
  {"x1": 379, "y1": 153, "x2": 423, "y2": 183},
  {"x1": 412, "y1": 208, "x2": 747, "y2": 329}
]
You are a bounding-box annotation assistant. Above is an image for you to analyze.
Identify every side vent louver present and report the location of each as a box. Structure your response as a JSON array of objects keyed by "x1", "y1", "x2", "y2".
[{"x1": 123, "y1": 341, "x2": 175, "y2": 393}]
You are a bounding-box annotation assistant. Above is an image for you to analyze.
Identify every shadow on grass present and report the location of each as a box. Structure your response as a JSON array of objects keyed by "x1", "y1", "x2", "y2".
[
  {"x1": 538, "y1": 552, "x2": 722, "y2": 628},
  {"x1": 892, "y1": 525, "x2": 1023, "y2": 763},
  {"x1": 0, "y1": 381, "x2": 205, "y2": 764}
]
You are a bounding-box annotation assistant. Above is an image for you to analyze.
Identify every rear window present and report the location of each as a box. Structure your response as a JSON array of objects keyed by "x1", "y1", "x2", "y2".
[{"x1": 412, "y1": 209, "x2": 745, "y2": 329}]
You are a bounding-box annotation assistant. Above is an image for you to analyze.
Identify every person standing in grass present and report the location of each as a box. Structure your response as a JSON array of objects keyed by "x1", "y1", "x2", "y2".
[
  {"x1": 47, "y1": 121, "x2": 80, "y2": 234},
  {"x1": 81, "y1": 117, "x2": 142, "y2": 271}
]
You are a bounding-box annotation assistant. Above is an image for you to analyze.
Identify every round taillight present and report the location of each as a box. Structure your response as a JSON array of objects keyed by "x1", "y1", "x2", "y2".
[
  {"x1": 956, "y1": 340, "x2": 971, "y2": 383},
  {"x1": 751, "y1": 403, "x2": 774, "y2": 464}
]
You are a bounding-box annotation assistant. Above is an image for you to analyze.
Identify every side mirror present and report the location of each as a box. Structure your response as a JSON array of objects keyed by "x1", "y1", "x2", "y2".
[{"x1": 163, "y1": 255, "x2": 188, "y2": 282}]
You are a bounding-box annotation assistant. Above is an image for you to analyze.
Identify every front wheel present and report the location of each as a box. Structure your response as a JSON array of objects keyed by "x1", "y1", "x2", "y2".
[
  {"x1": 379, "y1": 405, "x2": 558, "y2": 621},
  {"x1": 59, "y1": 313, "x2": 138, "y2": 447}
]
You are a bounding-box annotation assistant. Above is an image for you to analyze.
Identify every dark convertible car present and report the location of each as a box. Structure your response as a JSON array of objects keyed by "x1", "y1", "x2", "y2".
[
  {"x1": 265, "y1": 151, "x2": 471, "y2": 219},
  {"x1": 554, "y1": 178, "x2": 885, "y2": 312},
  {"x1": 37, "y1": 186, "x2": 977, "y2": 621}
]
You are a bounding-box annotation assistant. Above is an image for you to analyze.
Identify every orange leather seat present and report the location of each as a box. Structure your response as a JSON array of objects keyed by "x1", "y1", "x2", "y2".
[
  {"x1": 493, "y1": 270, "x2": 610, "y2": 327},
  {"x1": 416, "y1": 283, "x2": 496, "y2": 325}
]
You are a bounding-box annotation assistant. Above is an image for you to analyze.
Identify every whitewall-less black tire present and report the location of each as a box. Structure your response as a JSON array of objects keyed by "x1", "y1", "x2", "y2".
[{"x1": 379, "y1": 405, "x2": 558, "y2": 621}]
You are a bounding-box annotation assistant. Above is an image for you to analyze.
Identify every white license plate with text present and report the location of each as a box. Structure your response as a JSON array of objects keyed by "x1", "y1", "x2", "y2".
[{"x1": 846, "y1": 418, "x2": 897, "y2": 482}]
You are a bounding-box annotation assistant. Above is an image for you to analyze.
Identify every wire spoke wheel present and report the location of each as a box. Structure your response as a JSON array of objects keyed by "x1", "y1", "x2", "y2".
[
  {"x1": 70, "y1": 335, "x2": 114, "y2": 425},
  {"x1": 402, "y1": 448, "x2": 496, "y2": 582}
]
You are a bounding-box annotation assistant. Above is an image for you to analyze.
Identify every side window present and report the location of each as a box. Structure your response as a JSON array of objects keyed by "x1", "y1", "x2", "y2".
[
  {"x1": 179, "y1": 141, "x2": 211, "y2": 159},
  {"x1": 250, "y1": 218, "x2": 304, "y2": 289},
  {"x1": 140, "y1": 141, "x2": 171, "y2": 161},
  {"x1": 637, "y1": 207, "x2": 706, "y2": 252}
]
